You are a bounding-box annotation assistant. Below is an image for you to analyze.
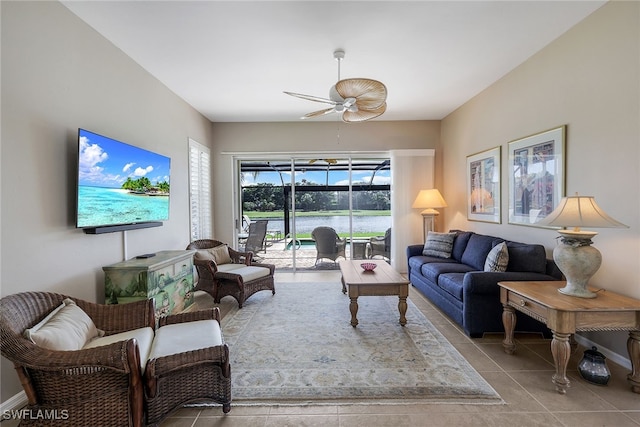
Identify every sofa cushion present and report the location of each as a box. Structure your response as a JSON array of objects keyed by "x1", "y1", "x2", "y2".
[
  {"x1": 506, "y1": 242, "x2": 547, "y2": 274},
  {"x1": 461, "y1": 234, "x2": 499, "y2": 271},
  {"x1": 408, "y1": 255, "x2": 458, "y2": 272},
  {"x1": 421, "y1": 262, "x2": 475, "y2": 284},
  {"x1": 484, "y1": 242, "x2": 509, "y2": 272},
  {"x1": 422, "y1": 232, "x2": 456, "y2": 258},
  {"x1": 148, "y1": 319, "x2": 223, "y2": 360},
  {"x1": 437, "y1": 273, "x2": 466, "y2": 301},
  {"x1": 24, "y1": 299, "x2": 104, "y2": 351},
  {"x1": 84, "y1": 327, "x2": 154, "y2": 371},
  {"x1": 451, "y1": 231, "x2": 473, "y2": 262}
]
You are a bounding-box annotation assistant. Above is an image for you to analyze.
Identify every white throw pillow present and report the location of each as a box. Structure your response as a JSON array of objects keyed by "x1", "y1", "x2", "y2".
[
  {"x1": 24, "y1": 298, "x2": 104, "y2": 351},
  {"x1": 484, "y1": 242, "x2": 509, "y2": 272}
]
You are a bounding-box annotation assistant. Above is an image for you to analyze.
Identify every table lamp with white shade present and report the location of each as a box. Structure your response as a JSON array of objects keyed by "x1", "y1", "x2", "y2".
[
  {"x1": 536, "y1": 193, "x2": 628, "y2": 298},
  {"x1": 412, "y1": 189, "x2": 448, "y2": 241}
]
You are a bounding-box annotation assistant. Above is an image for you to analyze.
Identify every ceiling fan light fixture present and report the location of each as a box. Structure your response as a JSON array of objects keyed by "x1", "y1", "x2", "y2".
[{"x1": 284, "y1": 50, "x2": 387, "y2": 123}]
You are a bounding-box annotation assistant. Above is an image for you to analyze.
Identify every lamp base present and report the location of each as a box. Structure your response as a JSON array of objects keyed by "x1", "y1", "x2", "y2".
[{"x1": 553, "y1": 231, "x2": 601, "y2": 299}]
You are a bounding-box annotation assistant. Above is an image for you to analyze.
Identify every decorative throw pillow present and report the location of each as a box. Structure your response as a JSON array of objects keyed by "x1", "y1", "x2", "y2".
[
  {"x1": 484, "y1": 242, "x2": 509, "y2": 272},
  {"x1": 195, "y1": 245, "x2": 232, "y2": 265},
  {"x1": 422, "y1": 232, "x2": 456, "y2": 258},
  {"x1": 24, "y1": 299, "x2": 104, "y2": 351}
]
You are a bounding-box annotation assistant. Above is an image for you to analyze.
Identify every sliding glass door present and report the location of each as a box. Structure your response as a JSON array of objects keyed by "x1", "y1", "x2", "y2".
[{"x1": 237, "y1": 155, "x2": 390, "y2": 271}]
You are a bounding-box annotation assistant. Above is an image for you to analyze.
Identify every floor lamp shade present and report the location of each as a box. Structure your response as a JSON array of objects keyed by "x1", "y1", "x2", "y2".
[
  {"x1": 536, "y1": 194, "x2": 628, "y2": 298},
  {"x1": 412, "y1": 189, "x2": 447, "y2": 240}
]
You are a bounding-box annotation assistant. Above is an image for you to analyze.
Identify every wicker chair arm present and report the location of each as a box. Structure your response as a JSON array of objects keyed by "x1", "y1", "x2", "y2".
[
  {"x1": 12, "y1": 338, "x2": 141, "y2": 373},
  {"x1": 214, "y1": 271, "x2": 244, "y2": 283},
  {"x1": 194, "y1": 258, "x2": 219, "y2": 276},
  {"x1": 74, "y1": 298, "x2": 155, "y2": 334},
  {"x1": 228, "y1": 247, "x2": 253, "y2": 265},
  {"x1": 159, "y1": 307, "x2": 220, "y2": 327}
]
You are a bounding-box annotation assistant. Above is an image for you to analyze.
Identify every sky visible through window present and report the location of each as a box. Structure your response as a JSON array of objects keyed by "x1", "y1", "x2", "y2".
[{"x1": 242, "y1": 169, "x2": 391, "y2": 187}]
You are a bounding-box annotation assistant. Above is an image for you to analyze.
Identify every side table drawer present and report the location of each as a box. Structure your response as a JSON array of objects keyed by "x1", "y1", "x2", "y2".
[{"x1": 507, "y1": 291, "x2": 547, "y2": 319}]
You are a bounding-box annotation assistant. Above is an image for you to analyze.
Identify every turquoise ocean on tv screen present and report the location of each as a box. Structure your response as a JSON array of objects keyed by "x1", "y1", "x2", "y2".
[{"x1": 77, "y1": 186, "x2": 169, "y2": 228}]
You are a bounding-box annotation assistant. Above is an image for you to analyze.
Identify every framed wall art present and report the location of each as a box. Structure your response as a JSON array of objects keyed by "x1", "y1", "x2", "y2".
[
  {"x1": 466, "y1": 146, "x2": 501, "y2": 223},
  {"x1": 508, "y1": 126, "x2": 565, "y2": 227}
]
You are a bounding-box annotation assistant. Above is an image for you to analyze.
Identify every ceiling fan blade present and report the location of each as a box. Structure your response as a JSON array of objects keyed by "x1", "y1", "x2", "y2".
[
  {"x1": 335, "y1": 78, "x2": 387, "y2": 109},
  {"x1": 342, "y1": 102, "x2": 387, "y2": 123},
  {"x1": 284, "y1": 91, "x2": 336, "y2": 105},
  {"x1": 302, "y1": 107, "x2": 336, "y2": 119}
]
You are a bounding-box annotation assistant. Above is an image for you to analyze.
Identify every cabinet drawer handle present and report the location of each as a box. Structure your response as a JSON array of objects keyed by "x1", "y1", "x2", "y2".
[{"x1": 520, "y1": 300, "x2": 527, "y2": 307}]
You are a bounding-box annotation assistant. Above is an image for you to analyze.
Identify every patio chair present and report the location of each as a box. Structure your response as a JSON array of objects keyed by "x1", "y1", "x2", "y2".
[
  {"x1": 187, "y1": 239, "x2": 275, "y2": 308},
  {"x1": 241, "y1": 220, "x2": 268, "y2": 256},
  {"x1": 368, "y1": 227, "x2": 391, "y2": 261},
  {"x1": 311, "y1": 226, "x2": 346, "y2": 265}
]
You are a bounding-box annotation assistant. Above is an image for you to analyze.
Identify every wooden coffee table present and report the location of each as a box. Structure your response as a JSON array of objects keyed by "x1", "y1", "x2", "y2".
[
  {"x1": 498, "y1": 281, "x2": 640, "y2": 395},
  {"x1": 339, "y1": 260, "x2": 409, "y2": 327}
]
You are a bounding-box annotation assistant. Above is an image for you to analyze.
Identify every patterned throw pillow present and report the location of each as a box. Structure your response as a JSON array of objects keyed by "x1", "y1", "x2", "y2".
[
  {"x1": 484, "y1": 242, "x2": 509, "y2": 272},
  {"x1": 422, "y1": 232, "x2": 456, "y2": 258}
]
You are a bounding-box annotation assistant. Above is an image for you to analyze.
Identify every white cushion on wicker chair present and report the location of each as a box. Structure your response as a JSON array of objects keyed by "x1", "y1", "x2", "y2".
[
  {"x1": 148, "y1": 320, "x2": 222, "y2": 360},
  {"x1": 84, "y1": 327, "x2": 155, "y2": 370},
  {"x1": 216, "y1": 264, "x2": 271, "y2": 282}
]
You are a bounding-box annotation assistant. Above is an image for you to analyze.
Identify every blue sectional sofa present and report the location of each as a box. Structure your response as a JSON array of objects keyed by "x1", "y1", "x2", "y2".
[{"x1": 407, "y1": 230, "x2": 563, "y2": 338}]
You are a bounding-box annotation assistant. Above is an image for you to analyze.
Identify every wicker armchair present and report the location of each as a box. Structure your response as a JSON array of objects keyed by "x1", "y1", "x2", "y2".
[
  {"x1": 311, "y1": 226, "x2": 347, "y2": 265},
  {"x1": 0, "y1": 291, "x2": 154, "y2": 427},
  {"x1": 187, "y1": 239, "x2": 275, "y2": 308}
]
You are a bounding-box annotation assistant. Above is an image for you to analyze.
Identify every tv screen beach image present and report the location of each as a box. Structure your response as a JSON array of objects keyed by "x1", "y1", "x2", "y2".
[{"x1": 76, "y1": 129, "x2": 171, "y2": 228}]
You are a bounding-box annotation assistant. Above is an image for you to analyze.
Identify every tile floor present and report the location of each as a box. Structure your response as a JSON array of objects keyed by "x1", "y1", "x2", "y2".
[
  {"x1": 157, "y1": 271, "x2": 640, "y2": 427},
  {"x1": 3, "y1": 271, "x2": 638, "y2": 427}
]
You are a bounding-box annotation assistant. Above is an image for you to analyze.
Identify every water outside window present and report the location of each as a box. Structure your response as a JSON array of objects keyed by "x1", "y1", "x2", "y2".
[{"x1": 240, "y1": 157, "x2": 391, "y2": 270}]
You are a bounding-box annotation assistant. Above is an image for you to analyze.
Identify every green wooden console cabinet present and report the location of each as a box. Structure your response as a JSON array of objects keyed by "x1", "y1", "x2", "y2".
[{"x1": 103, "y1": 250, "x2": 196, "y2": 318}]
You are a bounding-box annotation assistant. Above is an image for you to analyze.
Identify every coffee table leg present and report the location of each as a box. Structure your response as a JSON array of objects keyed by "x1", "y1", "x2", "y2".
[
  {"x1": 341, "y1": 277, "x2": 346, "y2": 294},
  {"x1": 350, "y1": 297, "x2": 359, "y2": 327},
  {"x1": 502, "y1": 304, "x2": 516, "y2": 355},
  {"x1": 627, "y1": 330, "x2": 640, "y2": 393},
  {"x1": 398, "y1": 296, "x2": 407, "y2": 326},
  {"x1": 551, "y1": 331, "x2": 571, "y2": 394}
]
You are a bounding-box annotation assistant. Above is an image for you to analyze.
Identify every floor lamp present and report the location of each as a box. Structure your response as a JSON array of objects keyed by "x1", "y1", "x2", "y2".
[{"x1": 412, "y1": 189, "x2": 448, "y2": 242}]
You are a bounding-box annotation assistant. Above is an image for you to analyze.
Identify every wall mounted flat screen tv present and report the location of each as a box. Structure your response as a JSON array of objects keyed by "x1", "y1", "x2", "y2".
[{"x1": 76, "y1": 129, "x2": 171, "y2": 233}]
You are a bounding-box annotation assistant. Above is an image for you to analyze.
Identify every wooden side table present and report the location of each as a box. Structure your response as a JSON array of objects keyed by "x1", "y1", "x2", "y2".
[{"x1": 498, "y1": 281, "x2": 640, "y2": 395}]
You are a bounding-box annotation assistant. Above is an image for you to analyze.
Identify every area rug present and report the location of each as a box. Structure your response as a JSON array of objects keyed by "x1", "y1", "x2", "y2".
[{"x1": 220, "y1": 282, "x2": 502, "y2": 405}]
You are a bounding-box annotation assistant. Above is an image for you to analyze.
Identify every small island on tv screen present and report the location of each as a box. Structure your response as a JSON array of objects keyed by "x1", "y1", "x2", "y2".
[{"x1": 76, "y1": 129, "x2": 171, "y2": 229}]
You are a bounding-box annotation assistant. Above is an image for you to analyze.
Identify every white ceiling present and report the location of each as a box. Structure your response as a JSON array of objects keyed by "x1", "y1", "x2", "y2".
[{"x1": 61, "y1": 1, "x2": 606, "y2": 123}]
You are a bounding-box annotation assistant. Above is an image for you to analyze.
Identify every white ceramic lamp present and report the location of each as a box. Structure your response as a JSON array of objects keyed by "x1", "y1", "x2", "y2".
[
  {"x1": 412, "y1": 189, "x2": 448, "y2": 241},
  {"x1": 536, "y1": 194, "x2": 628, "y2": 298}
]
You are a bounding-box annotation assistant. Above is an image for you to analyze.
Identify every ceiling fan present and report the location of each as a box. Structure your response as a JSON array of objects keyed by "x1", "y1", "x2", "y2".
[{"x1": 284, "y1": 50, "x2": 387, "y2": 123}]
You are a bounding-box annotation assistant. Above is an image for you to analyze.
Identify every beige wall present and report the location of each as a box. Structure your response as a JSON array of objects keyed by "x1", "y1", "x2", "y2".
[
  {"x1": 1, "y1": 2, "x2": 215, "y2": 400},
  {"x1": 2, "y1": 0, "x2": 638, "y2": 407},
  {"x1": 209, "y1": 121, "x2": 442, "y2": 244},
  {"x1": 441, "y1": 2, "x2": 639, "y2": 354}
]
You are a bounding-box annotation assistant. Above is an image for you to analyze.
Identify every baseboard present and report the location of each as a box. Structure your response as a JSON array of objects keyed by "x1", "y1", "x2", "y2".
[
  {"x1": 0, "y1": 390, "x2": 27, "y2": 413},
  {"x1": 574, "y1": 334, "x2": 631, "y2": 370}
]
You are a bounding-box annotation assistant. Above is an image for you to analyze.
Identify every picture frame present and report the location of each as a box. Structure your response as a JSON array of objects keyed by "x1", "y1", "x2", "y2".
[
  {"x1": 507, "y1": 126, "x2": 565, "y2": 227},
  {"x1": 466, "y1": 146, "x2": 501, "y2": 223}
]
